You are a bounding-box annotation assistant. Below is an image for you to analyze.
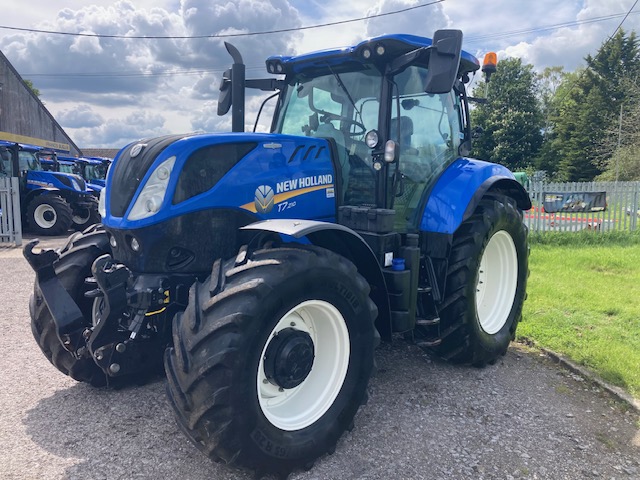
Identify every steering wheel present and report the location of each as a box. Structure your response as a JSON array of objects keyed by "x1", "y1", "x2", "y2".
[{"x1": 320, "y1": 112, "x2": 367, "y2": 137}]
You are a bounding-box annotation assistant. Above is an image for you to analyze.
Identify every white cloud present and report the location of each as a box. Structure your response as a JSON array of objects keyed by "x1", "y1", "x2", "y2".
[
  {"x1": 365, "y1": 0, "x2": 450, "y2": 39},
  {"x1": 68, "y1": 109, "x2": 168, "y2": 147},
  {"x1": 57, "y1": 104, "x2": 104, "y2": 128},
  {"x1": 1, "y1": 0, "x2": 638, "y2": 147}
]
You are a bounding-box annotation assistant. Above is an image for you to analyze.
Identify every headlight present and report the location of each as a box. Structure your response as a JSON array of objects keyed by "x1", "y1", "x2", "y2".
[
  {"x1": 98, "y1": 187, "x2": 107, "y2": 217},
  {"x1": 71, "y1": 178, "x2": 81, "y2": 191},
  {"x1": 127, "y1": 156, "x2": 176, "y2": 221},
  {"x1": 365, "y1": 130, "x2": 379, "y2": 148}
]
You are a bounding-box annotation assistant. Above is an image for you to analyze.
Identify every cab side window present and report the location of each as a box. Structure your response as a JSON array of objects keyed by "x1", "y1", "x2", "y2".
[
  {"x1": 0, "y1": 148, "x2": 12, "y2": 177},
  {"x1": 391, "y1": 65, "x2": 463, "y2": 228}
]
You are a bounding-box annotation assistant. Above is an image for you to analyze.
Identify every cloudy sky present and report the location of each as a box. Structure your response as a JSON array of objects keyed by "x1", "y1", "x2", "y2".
[{"x1": 1, "y1": 0, "x2": 639, "y2": 148}]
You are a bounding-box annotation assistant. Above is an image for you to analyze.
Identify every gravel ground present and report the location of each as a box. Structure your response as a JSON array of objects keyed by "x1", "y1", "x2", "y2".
[{"x1": 0, "y1": 236, "x2": 638, "y2": 480}]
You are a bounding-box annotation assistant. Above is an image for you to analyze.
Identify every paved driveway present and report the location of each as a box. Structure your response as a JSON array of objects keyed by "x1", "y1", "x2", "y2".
[{"x1": 0, "y1": 237, "x2": 638, "y2": 479}]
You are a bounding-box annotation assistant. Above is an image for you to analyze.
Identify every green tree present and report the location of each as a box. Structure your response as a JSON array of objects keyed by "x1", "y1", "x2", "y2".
[
  {"x1": 535, "y1": 66, "x2": 566, "y2": 177},
  {"x1": 471, "y1": 57, "x2": 543, "y2": 171},
  {"x1": 23, "y1": 79, "x2": 40, "y2": 97},
  {"x1": 546, "y1": 29, "x2": 640, "y2": 181},
  {"x1": 597, "y1": 79, "x2": 640, "y2": 181}
]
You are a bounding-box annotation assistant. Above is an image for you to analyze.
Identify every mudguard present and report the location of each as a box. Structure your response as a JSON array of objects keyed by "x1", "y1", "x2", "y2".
[
  {"x1": 242, "y1": 219, "x2": 392, "y2": 341},
  {"x1": 420, "y1": 158, "x2": 531, "y2": 234}
]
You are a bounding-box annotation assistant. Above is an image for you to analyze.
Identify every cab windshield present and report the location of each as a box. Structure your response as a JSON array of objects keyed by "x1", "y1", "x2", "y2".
[
  {"x1": 275, "y1": 68, "x2": 383, "y2": 205},
  {"x1": 0, "y1": 147, "x2": 12, "y2": 177},
  {"x1": 19, "y1": 151, "x2": 41, "y2": 171},
  {"x1": 273, "y1": 63, "x2": 463, "y2": 220},
  {"x1": 85, "y1": 164, "x2": 106, "y2": 181}
]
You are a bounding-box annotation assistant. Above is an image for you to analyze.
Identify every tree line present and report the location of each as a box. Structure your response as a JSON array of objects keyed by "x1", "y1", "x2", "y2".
[{"x1": 470, "y1": 29, "x2": 640, "y2": 182}]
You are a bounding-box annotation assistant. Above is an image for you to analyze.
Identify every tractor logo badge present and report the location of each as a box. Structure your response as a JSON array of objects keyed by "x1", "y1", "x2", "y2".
[
  {"x1": 130, "y1": 143, "x2": 147, "y2": 158},
  {"x1": 254, "y1": 185, "x2": 274, "y2": 213}
]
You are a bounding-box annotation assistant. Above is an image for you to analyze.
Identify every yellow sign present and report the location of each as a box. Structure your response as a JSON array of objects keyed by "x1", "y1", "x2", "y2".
[{"x1": 0, "y1": 131, "x2": 70, "y2": 152}]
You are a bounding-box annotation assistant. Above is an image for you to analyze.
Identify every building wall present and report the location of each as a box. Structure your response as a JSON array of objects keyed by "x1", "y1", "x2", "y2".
[{"x1": 0, "y1": 49, "x2": 81, "y2": 156}]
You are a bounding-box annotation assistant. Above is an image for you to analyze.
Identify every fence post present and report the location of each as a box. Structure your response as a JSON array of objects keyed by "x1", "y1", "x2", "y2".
[
  {"x1": 0, "y1": 177, "x2": 22, "y2": 246},
  {"x1": 11, "y1": 177, "x2": 22, "y2": 246}
]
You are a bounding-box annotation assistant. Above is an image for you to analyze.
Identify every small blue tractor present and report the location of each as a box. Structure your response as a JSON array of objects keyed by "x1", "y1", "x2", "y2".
[
  {"x1": 25, "y1": 30, "x2": 530, "y2": 477},
  {"x1": 0, "y1": 141, "x2": 100, "y2": 234},
  {"x1": 46, "y1": 154, "x2": 110, "y2": 196},
  {"x1": 74, "y1": 156, "x2": 110, "y2": 191}
]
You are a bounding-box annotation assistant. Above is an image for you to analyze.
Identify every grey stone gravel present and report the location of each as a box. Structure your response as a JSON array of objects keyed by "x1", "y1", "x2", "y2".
[{"x1": 1, "y1": 237, "x2": 638, "y2": 479}]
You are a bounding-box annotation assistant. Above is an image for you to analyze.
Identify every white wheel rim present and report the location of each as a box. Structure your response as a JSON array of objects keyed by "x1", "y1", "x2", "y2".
[
  {"x1": 476, "y1": 230, "x2": 518, "y2": 335},
  {"x1": 73, "y1": 209, "x2": 91, "y2": 225},
  {"x1": 34, "y1": 204, "x2": 57, "y2": 228},
  {"x1": 257, "y1": 300, "x2": 350, "y2": 431}
]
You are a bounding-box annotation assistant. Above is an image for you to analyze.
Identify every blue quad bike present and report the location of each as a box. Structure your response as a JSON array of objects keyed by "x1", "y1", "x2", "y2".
[{"x1": 25, "y1": 29, "x2": 530, "y2": 478}]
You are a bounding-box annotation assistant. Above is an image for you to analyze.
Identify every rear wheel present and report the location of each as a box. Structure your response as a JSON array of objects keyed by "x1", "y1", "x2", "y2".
[
  {"x1": 71, "y1": 204, "x2": 101, "y2": 231},
  {"x1": 165, "y1": 245, "x2": 378, "y2": 478},
  {"x1": 419, "y1": 193, "x2": 528, "y2": 366},
  {"x1": 27, "y1": 195, "x2": 73, "y2": 235},
  {"x1": 30, "y1": 226, "x2": 110, "y2": 385}
]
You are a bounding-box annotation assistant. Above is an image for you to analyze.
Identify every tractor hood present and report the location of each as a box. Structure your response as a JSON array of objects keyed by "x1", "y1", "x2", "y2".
[
  {"x1": 101, "y1": 132, "x2": 337, "y2": 230},
  {"x1": 27, "y1": 170, "x2": 87, "y2": 192}
]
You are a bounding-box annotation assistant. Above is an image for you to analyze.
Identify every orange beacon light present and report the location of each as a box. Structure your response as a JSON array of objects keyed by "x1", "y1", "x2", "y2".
[{"x1": 482, "y1": 52, "x2": 497, "y2": 81}]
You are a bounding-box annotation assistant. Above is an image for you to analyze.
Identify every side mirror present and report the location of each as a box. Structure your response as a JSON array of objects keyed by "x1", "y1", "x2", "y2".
[
  {"x1": 217, "y1": 68, "x2": 232, "y2": 116},
  {"x1": 424, "y1": 29, "x2": 463, "y2": 94}
]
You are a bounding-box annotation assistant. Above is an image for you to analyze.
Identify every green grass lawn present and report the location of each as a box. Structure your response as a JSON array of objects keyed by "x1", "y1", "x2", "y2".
[{"x1": 518, "y1": 231, "x2": 640, "y2": 398}]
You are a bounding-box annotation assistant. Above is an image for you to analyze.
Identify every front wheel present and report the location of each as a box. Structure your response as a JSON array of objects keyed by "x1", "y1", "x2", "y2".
[
  {"x1": 30, "y1": 227, "x2": 110, "y2": 385},
  {"x1": 165, "y1": 245, "x2": 378, "y2": 478},
  {"x1": 26, "y1": 195, "x2": 73, "y2": 235},
  {"x1": 418, "y1": 193, "x2": 528, "y2": 366}
]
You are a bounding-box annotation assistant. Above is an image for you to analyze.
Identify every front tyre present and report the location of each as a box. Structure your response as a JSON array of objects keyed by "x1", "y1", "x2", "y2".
[
  {"x1": 30, "y1": 226, "x2": 110, "y2": 385},
  {"x1": 421, "y1": 193, "x2": 528, "y2": 366},
  {"x1": 165, "y1": 245, "x2": 378, "y2": 478},
  {"x1": 27, "y1": 195, "x2": 73, "y2": 235}
]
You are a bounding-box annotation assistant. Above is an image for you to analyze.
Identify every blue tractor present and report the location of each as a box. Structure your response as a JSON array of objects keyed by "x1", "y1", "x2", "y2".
[
  {"x1": 74, "y1": 156, "x2": 110, "y2": 191},
  {"x1": 25, "y1": 30, "x2": 530, "y2": 477},
  {"x1": 0, "y1": 141, "x2": 100, "y2": 234}
]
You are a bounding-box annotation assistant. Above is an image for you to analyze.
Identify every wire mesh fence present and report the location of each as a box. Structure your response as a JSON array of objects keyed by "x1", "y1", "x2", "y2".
[
  {"x1": 525, "y1": 181, "x2": 640, "y2": 233},
  {"x1": 0, "y1": 177, "x2": 22, "y2": 246}
]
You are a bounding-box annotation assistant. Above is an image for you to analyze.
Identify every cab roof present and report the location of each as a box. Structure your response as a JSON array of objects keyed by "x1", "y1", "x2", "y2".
[{"x1": 267, "y1": 34, "x2": 479, "y2": 76}]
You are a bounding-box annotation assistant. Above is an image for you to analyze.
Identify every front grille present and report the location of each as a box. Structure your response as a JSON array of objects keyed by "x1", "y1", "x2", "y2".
[
  {"x1": 172, "y1": 142, "x2": 257, "y2": 204},
  {"x1": 109, "y1": 134, "x2": 187, "y2": 217},
  {"x1": 106, "y1": 208, "x2": 256, "y2": 273},
  {"x1": 75, "y1": 175, "x2": 86, "y2": 191}
]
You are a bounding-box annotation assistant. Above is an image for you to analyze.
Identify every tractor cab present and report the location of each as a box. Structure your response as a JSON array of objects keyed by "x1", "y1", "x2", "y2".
[
  {"x1": 221, "y1": 32, "x2": 495, "y2": 234},
  {"x1": 75, "y1": 156, "x2": 109, "y2": 190}
]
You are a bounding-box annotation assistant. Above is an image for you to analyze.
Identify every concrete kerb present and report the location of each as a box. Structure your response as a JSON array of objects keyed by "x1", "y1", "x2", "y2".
[{"x1": 517, "y1": 340, "x2": 640, "y2": 413}]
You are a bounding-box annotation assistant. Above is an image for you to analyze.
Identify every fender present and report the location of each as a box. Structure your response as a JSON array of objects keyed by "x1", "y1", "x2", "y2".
[
  {"x1": 241, "y1": 219, "x2": 392, "y2": 341},
  {"x1": 420, "y1": 158, "x2": 531, "y2": 234},
  {"x1": 24, "y1": 187, "x2": 61, "y2": 206}
]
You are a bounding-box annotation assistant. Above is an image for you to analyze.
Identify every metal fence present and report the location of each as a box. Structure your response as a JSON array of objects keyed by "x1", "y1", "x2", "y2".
[
  {"x1": 0, "y1": 177, "x2": 22, "y2": 246},
  {"x1": 525, "y1": 181, "x2": 640, "y2": 233}
]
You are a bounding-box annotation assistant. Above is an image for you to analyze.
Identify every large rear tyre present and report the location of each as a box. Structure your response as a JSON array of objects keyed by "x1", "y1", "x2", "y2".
[
  {"x1": 420, "y1": 193, "x2": 528, "y2": 366},
  {"x1": 27, "y1": 195, "x2": 73, "y2": 236},
  {"x1": 165, "y1": 245, "x2": 378, "y2": 478},
  {"x1": 30, "y1": 226, "x2": 110, "y2": 386}
]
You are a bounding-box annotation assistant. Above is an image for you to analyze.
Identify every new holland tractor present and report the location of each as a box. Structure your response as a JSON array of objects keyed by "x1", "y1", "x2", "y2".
[
  {"x1": 25, "y1": 30, "x2": 530, "y2": 478},
  {"x1": 0, "y1": 141, "x2": 100, "y2": 234}
]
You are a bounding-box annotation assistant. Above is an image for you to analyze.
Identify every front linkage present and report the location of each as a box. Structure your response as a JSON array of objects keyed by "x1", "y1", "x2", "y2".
[{"x1": 24, "y1": 240, "x2": 191, "y2": 380}]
